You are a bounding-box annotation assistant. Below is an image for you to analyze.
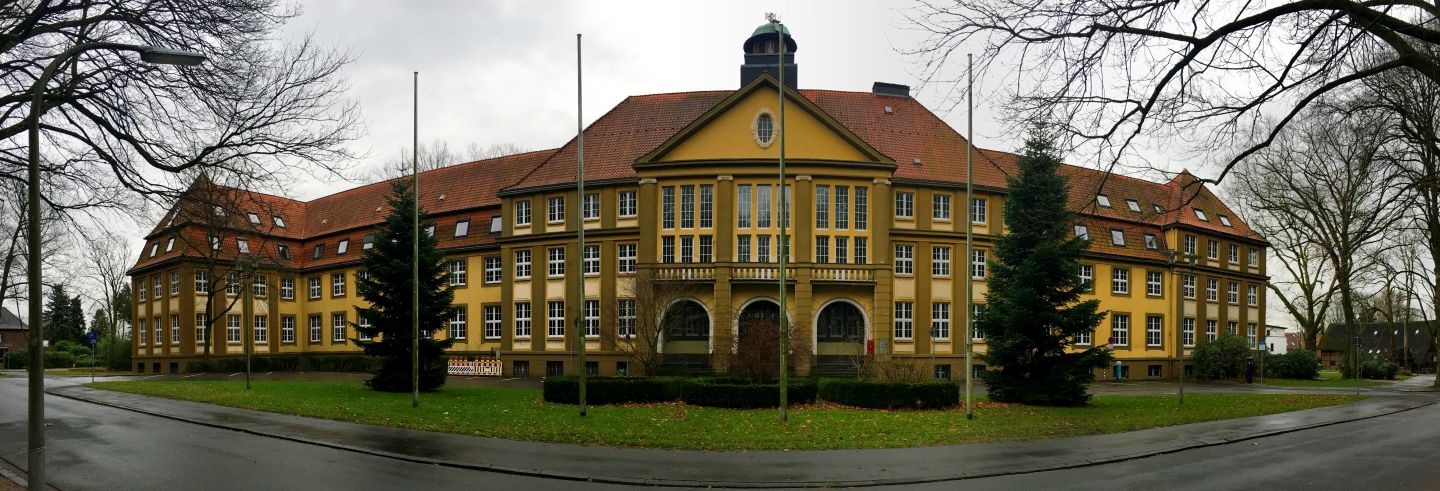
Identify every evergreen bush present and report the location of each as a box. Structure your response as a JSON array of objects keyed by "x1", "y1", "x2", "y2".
[
  {"x1": 678, "y1": 379, "x2": 817, "y2": 408},
  {"x1": 817, "y1": 379, "x2": 958, "y2": 409},
  {"x1": 542, "y1": 376, "x2": 686, "y2": 404},
  {"x1": 1264, "y1": 350, "x2": 1321, "y2": 380},
  {"x1": 4, "y1": 350, "x2": 26, "y2": 369},
  {"x1": 1193, "y1": 335, "x2": 1250, "y2": 380}
]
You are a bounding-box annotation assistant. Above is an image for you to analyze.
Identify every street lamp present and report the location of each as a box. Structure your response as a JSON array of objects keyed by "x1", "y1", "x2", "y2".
[
  {"x1": 26, "y1": 42, "x2": 205, "y2": 491},
  {"x1": 1162, "y1": 248, "x2": 1196, "y2": 405}
]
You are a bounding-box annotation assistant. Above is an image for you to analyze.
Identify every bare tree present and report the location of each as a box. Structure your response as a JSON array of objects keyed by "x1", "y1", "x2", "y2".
[
  {"x1": 82, "y1": 229, "x2": 130, "y2": 340},
  {"x1": 1238, "y1": 105, "x2": 1404, "y2": 362},
  {"x1": 614, "y1": 269, "x2": 702, "y2": 376},
  {"x1": 1239, "y1": 203, "x2": 1334, "y2": 352},
  {"x1": 464, "y1": 142, "x2": 530, "y2": 161},
  {"x1": 371, "y1": 140, "x2": 532, "y2": 180},
  {"x1": 907, "y1": 1, "x2": 1440, "y2": 183}
]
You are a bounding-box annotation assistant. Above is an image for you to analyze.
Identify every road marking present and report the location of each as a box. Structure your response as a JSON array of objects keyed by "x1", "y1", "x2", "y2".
[
  {"x1": 229, "y1": 373, "x2": 241, "y2": 377},
  {"x1": 181, "y1": 373, "x2": 203, "y2": 379}
]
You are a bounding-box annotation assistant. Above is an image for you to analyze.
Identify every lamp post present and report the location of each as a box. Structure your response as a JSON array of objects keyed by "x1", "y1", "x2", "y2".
[
  {"x1": 1162, "y1": 248, "x2": 1195, "y2": 405},
  {"x1": 26, "y1": 42, "x2": 204, "y2": 491}
]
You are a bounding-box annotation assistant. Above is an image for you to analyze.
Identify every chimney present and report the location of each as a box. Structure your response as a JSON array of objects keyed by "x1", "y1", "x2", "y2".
[{"x1": 872, "y1": 82, "x2": 910, "y2": 98}]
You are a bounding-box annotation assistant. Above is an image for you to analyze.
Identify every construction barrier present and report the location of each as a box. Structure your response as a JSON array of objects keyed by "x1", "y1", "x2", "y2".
[{"x1": 448, "y1": 356, "x2": 502, "y2": 376}]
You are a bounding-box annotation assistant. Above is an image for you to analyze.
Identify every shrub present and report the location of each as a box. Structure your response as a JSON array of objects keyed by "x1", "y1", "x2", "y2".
[
  {"x1": 4, "y1": 350, "x2": 27, "y2": 369},
  {"x1": 542, "y1": 376, "x2": 686, "y2": 405},
  {"x1": 1264, "y1": 350, "x2": 1321, "y2": 380},
  {"x1": 184, "y1": 354, "x2": 379, "y2": 373},
  {"x1": 817, "y1": 379, "x2": 959, "y2": 409},
  {"x1": 679, "y1": 379, "x2": 817, "y2": 409},
  {"x1": 1193, "y1": 335, "x2": 1250, "y2": 381},
  {"x1": 97, "y1": 336, "x2": 132, "y2": 370},
  {"x1": 44, "y1": 350, "x2": 75, "y2": 369},
  {"x1": 1338, "y1": 354, "x2": 1400, "y2": 380}
]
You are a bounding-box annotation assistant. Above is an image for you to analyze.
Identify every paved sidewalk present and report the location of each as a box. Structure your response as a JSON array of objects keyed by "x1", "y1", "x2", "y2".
[{"x1": 47, "y1": 384, "x2": 1432, "y2": 488}]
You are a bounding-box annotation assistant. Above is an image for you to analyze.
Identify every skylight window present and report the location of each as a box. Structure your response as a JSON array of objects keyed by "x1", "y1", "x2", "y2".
[
  {"x1": 277, "y1": 244, "x2": 290, "y2": 260},
  {"x1": 1125, "y1": 199, "x2": 1141, "y2": 212},
  {"x1": 1074, "y1": 224, "x2": 1089, "y2": 240},
  {"x1": 1096, "y1": 194, "x2": 1111, "y2": 207},
  {"x1": 1143, "y1": 234, "x2": 1157, "y2": 250},
  {"x1": 149, "y1": 243, "x2": 159, "y2": 257},
  {"x1": 273, "y1": 215, "x2": 286, "y2": 228},
  {"x1": 1110, "y1": 229, "x2": 1125, "y2": 246},
  {"x1": 313, "y1": 244, "x2": 324, "y2": 259},
  {"x1": 1153, "y1": 204, "x2": 1164, "y2": 214},
  {"x1": 247, "y1": 212, "x2": 261, "y2": 226},
  {"x1": 336, "y1": 239, "x2": 349, "y2": 255},
  {"x1": 1218, "y1": 215, "x2": 1232, "y2": 227},
  {"x1": 454, "y1": 219, "x2": 470, "y2": 237},
  {"x1": 236, "y1": 238, "x2": 250, "y2": 254},
  {"x1": 490, "y1": 217, "x2": 503, "y2": 233},
  {"x1": 165, "y1": 237, "x2": 175, "y2": 252},
  {"x1": 363, "y1": 234, "x2": 375, "y2": 250},
  {"x1": 213, "y1": 206, "x2": 225, "y2": 217},
  {"x1": 1194, "y1": 209, "x2": 1209, "y2": 222},
  {"x1": 210, "y1": 235, "x2": 221, "y2": 250}
]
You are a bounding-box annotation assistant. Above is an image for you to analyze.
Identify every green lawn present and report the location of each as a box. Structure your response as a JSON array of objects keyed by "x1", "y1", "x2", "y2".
[
  {"x1": 1262, "y1": 370, "x2": 1392, "y2": 388},
  {"x1": 90, "y1": 380, "x2": 1362, "y2": 450}
]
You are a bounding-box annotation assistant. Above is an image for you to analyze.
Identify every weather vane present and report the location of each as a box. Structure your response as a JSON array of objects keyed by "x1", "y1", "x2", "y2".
[{"x1": 766, "y1": 12, "x2": 780, "y2": 23}]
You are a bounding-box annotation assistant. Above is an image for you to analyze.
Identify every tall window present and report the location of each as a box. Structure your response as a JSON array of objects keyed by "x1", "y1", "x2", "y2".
[
  {"x1": 1206, "y1": 278, "x2": 1218, "y2": 301},
  {"x1": 816, "y1": 185, "x2": 830, "y2": 228},
  {"x1": 1112, "y1": 314, "x2": 1129, "y2": 346},
  {"x1": 547, "y1": 196, "x2": 565, "y2": 223},
  {"x1": 679, "y1": 185, "x2": 695, "y2": 228},
  {"x1": 835, "y1": 236, "x2": 849, "y2": 264},
  {"x1": 154, "y1": 276, "x2": 163, "y2": 298},
  {"x1": 737, "y1": 185, "x2": 752, "y2": 228},
  {"x1": 971, "y1": 198, "x2": 987, "y2": 223},
  {"x1": 972, "y1": 304, "x2": 985, "y2": 340},
  {"x1": 1112, "y1": 268, "x2": 1129, "y2": 294},
  {"x1": 253, "y1": 275, "x2": 267, "y2": 297},
  {"x1": 661, "y1": 186, "x2": 675, "y2": 229},
  {"x1": 227, "y1": 315, "x2": 241, "y2": 343},
  {"x1": 1147, "y1": 315, "x2": 1163, "y2": 347},
  {"x1": 515, "y1": 302, "x2": 532, "y2": 338},
  {"x1": 194, "y1": 270, "x2": 209, "y2": 294},
  {"x1": 547, "y1": 301, "x2": 565, "y2": 337},
  {"x1": 1248, "y1": 285, "x2": 1258, "y2": 305},
  {"x1": 357, "y1": 315, "x2": 372, "y2": 341},
  {"x1": 583, "y1": 244, "x2": 600, "y2": 275},
  {"x1": 139, "y1": 319, "x2": 146, "y2": 346},
  {"x1": 931, "y1": 302, "x2": 950, "y2": 339},
  {"x1": 515, "y1": 200, "x2": 532, "y2": 226},
  {"x1": 835, "y1": 186, "x2": 849, "y2": 229},
  {"x1": 661, "y1": 236, "x2": 676, "y2": 263},
  {"x1": 170, "y1": 272, "x2": 179, "y2": 295},
  {"x1": 1248, "y1": 248, "x2": 1259, "y2": 267},
  {"x1": 514, "y1": 250, "x2": 532, "y2": 279},
  {"x1": 757, "y1": 185, "x2": 772, "y2": 228},
  {"x1": 331, "y1": 272, "x2": 346, "y2": 297},
  {"x1": 971, "y1": 249, "x2": 987, "y2": 279},
  {"x1": 933, "y1": 193, "x2": 951, "y2": 221},
  {"x1": 548, "y1": 247, "x2": 565, "y2": 277},
  {"x1": 680, "y1": 235, "x2": 694, "y2": 262},
  {"x1": 584, "y1": 300, "x2": 600, "y2": 337},
  {"x1": 1247, "y1": 323, "x2": 1258, "y2": 348},
  {"x1": 618, "y1": 300, "x2": 636, "y2": 337},
  {"x1": 1075, "y1": 326, "x2": 1092, "y2": 345},
  {"x1": 582, "y1": 193, "x2": 600, "y2": 220},
  {"x1": 618, "y1": 190, "x2": 637, "y2": 217},
  {"x1": 253, "y1": 315, "x2": 267, "y2": 343},
  {"x1": 1228, "y1": 244, "x2": 1239, "y2": 263},
  {"x1": 281, "y1": 316, "x2": 295, "y2": 343},
  {"x1": 449, "y1": 306, "x2": 467, "y2": 340},
  {"x1": 309, "y1": 315, "x2": 321, "y2": 343},
  {"x1": 171, "y1": 314, "x2": 180, "y2": 344},
  {"x1": 226, "y1": 272, "x2": 239, "y2": 296},
  {"x1": 699, "y1": 184, "x2": 713, "y2": 228},
  {"x1": 816, "y1": 236, "x2": 831, "y2": 263},
  {"x1": 1182, "y1": 274, "x2": 1195, "y2": 298},
  {"x1": 484, "y1": 256, "x2": 502, "y2": 284},
  {"x1": 1205, "y1": 320, "x2": 1217, "y2": 342},
  {"x1": 895, "y1": 191, "x2": 914, "y2": 218},
  {"x1": 309, "y1": 276, "x2": 321, "y2": 299},
  {"x1": 932, "y1": 246, "x2": 951, "y2": 277},
  {"x1": 894, "y1": 302, "x2": 914, "y2": 339},
  {"x1": 1228, "y1": 321, "x2": 1238, "y2": 336},
  {"x1": 855, "y1": 186, "x2": 868, "y2": 230},
  {"x1": 450, "y1": 259, "x2": 467, "y2": 286},
  {"x1": 891, "y1": 245, "x2": 914, "y2": 275},
  {"x1": 1228, "y1": 281, "x2": 1239, "y2": 304},
  {"x1": 196, "y1": 313, "x2": 208, "y2": 343},
  {"x1": 854, "y1": 237, "x2": 868, "y2": 264},
  {"x1": 483, "y1": 306, "x2": 502, "y2": 339},
  {"x1": 618, "y1": 243, "x2": 637, "y2": 274},
  {"x1": 1182, "y1": 318, "x2": 1195, "y2": 347},
  {"x1": 1080, "y1": 265, "x2": 1094, "y2": 292},
  {"x1": 1146, "y1": 271, "x2": 1162, "y2": 296},
  {"x1": 1207, "y1": 239, "x2": 1219, "y2": 259},
  {"x1": 757, "y1": 235, "x2": 771, "y2": 263},
  {"x1": 1185, "y1": 235, "x2": 1197, "y2": 255},
  {"x1": 332, "y1": 313, "x2": 346, "y2": 342},
  {"x1": 737, "y1": 235, "x2": 752, "y2": 263},
  {"x1": 281, "y1": 277, "x2": 294, "y2": 300},
  {"x1": 699, "y1": 235, "x2": 713, "y2": 263}
]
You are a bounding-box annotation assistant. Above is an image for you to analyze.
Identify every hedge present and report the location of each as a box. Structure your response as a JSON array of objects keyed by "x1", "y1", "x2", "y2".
[
  {"x1": 186, "y1": 355, "x2": 379, "y2": 373},
  {"x1": 1264, "y1": 350, "x2": 1321, "y2": 380},
  {"x1": 817, "y1": 379, "x2": 959, "y2": 409},
  {"x1": 679, "y1": 379, "x2": 817, "y2": 408},
  {"x1": 542, "y1": 376, "x2": 686, "y2": 405}
]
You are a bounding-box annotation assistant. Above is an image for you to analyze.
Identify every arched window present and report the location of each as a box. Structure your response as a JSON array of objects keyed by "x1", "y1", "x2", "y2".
[
  {"x1": 817, "y1": 302, "x2": 864, "y2": 342},
  {"x1": 663, "y1": 300, "x2": 709, "y2": 340}
]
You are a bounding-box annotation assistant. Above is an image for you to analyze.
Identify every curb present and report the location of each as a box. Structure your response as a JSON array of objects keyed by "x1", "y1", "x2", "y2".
[{"x1": 47, "y1": 388, "x2": 1433, "y2": 488}]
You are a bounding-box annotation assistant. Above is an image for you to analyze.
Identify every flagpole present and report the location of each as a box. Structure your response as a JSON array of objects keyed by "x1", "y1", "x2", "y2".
[
  {"x1": 412, "y1": 71, "x2": 420, "y2": 408},
  {"x1": 575, "y1": 32, "x2": 588, "y2": 417},
  {"x1": 776, "y1": 20, "x2": 789, "y2": 423},
  {"x1": 964, "y1": 53, "x2": 975, "y2": 420}
]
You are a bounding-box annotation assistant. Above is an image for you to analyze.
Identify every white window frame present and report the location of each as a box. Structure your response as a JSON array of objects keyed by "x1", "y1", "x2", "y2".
[
  {"x1": 932, "y1": 246, "x2": 949, "y2": 277},
  {"x1": 618, "y1": 243, "x2": 637, "y2": 274},
  {"x1": 484, "y1": 305, "x2": 502, "y2": 339},
  {"x1": 1112, "y1": 314, "x2": 1129, "y2": 346},
  {"x1": 332, "y1": 313, "x2": 346, "y2": 342},
  {"x1": 895, "y1": 191, "x2": 914, "y2": 219},
  {"x1": 515, "y1": 200, "x2": 532, "y2": 226},
  {"x1": 584, "y1": 300, "x2": 600, "y2": 338},
  {"x1": 1112, "y1": 267, "x2": 1129, "y2": 294},
  {"x1": 547, "y1": 196, "x2": 565, "y2": 223},
  {"x1": 582, "y1": 193, "x2": 600, "y2": 221},
  {"x1": 281, "y1": 277, "x2": 294, "y2": 300},
  {"x1": 618, "y1": 190, "x2": 638, "y2": 218},
  {"x1": 450, "y1": 259, "x2": 467, "y2": 286},
  {"x1": 547, "y1": 301, "x2": 565, "y2": 338},
  {"x1": 583, "y1": 244, "x2": 600, "y2": 275},
  {"x1": 1146, "y1": 271, "x2": 1162, "y2": 296},
  {"x1": 281, "y1": 316, "x2": 296, "y2": 343},
  {"x1": 931, "y1": 302, "x2": 950, "y2": 340},
  {"x1": 932, "y1": 193, "x2": 951, "y2": 221},
  {"x1": 308, "y1": 276, "x2": 321, "y2": 299},
  {"x1": 514, "y1": 302, "x2": 532, "y2": 338},
  {"x1": 894, "y1": 302, "x2": 913, "y2": 339},
  {"x1": 618, "y1": 299, "x2": 637, "y2": 337},
  {"x1": 449, "y1": 306, "x2": 467, "y2": 340},
  {"x1": 331, "y1": 272, "x2": 346, "y2": 297},
  {"x1": 309, "y1": 315, "x2": 322, "y2": 343},
  {"x1": 484, "y1": 256, "x2": 502, "y2": 284},
  {"x1": 548, "y1": 247, "x2": 565, "y2": 277},
  {"x1": 971, "y1": 249, "x2": 987, "y2": 279},
  {"x1": 514, "y1": 249, "x2": 532, "y2": 279}
]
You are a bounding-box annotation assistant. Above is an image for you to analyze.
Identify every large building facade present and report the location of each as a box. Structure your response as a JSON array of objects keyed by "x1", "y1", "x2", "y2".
[{"x1": 129, "y1": 24, "x2": 1268, "y2": 378}]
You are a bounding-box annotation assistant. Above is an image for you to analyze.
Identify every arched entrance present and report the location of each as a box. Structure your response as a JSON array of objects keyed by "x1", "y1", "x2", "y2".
[
  {"x1": 660, "y1": 299, "x2": 710, "y2": 355},
  {"x1": 736, "y1": 299, "x2": 781, "y2": 343},
  {"x1": 815, "y1": 300, "x2": 866, "y2": 356}
]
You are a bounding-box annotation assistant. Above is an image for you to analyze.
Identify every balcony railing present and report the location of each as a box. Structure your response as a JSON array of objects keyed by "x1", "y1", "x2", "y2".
[
  {"x1": 731, "y1": 265, "x2": 797, "y2": 281},
  {"x1": 653, "y1": 265, "x2": 714, "y2": 281},
  {"x1": 647, "y1": 264, "x2": 876, "y2": 283},
  {"x1": 812, "y1": 265, "x2": 875, "y2": 282}
]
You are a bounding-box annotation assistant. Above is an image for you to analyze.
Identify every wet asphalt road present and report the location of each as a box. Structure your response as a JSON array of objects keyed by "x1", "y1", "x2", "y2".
[{"x1": 0, "y1": 374, "x2": 1436, "y2": 490}]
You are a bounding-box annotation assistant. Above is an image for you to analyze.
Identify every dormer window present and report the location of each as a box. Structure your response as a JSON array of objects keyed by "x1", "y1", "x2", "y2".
[
  {"x1": 1144, "y1": 234, "x2": 1157, "y2": 250},
  {"x1": 1074, "y1": 224, "x2": 1089, "y2": 240},
  {"x1": 425, "y1": 225, "x2": 435, "y2": 237},
  {"x1": 149, "y1": 243, "x2": 159, "y2": 257},
  {"x1": 313, "y1": 244, "x2": 324, "y2": 259},
  {"x1": 336, "y1": 239, "x2": 350, "y2": 255},
  {"x1": 247, "y1": 212, "x2": 261, "y2": 226},
  {"x1": 1218, "y1": 215, "x2": 1232, "y2": 227},
  {"x1": 273, "y1": 215, "x2": 286, "y2": 228},
  {"x1": 210, "y1": 235, "x2": 222, "y2": 251},
  {"x1": 1153, "y1": 204, "x2": 1164, "y2": 214},
  {"x1": 236, "y1": 238, "x2": 250, "y2": 254},
  {"x1": 454, "y1": 219, "x2": 470, "y2": 237},
  {"x1": 490, "y1": 216, "x2": 503, "y2": 233},
  {"x1": 362, "y1": 234, "x2": 375, "y2": 250},
  {"x1": 1194, "y1": 208, "x2": 1209, "y2": 222},
  {"x1": 1096, "y1": 194, "x2": 1111, "y2": 207},
  {"x1": 277, "y1": 244, "x2": 291, "y2": 260},
  {"x1": 1110, "y1": 229, "x2": 1125, "y2": 246},
  {"x1": 1125, "y1": 199, "x2": 1141, "y2": 212},
  {"x1": 213, "y1": 205, "x2": 225, "y2": 217}
]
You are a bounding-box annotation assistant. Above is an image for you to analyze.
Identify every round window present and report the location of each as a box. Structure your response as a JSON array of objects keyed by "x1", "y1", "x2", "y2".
[{"x1": 752, "y1": 110, "x2": 775, "y2": 148}]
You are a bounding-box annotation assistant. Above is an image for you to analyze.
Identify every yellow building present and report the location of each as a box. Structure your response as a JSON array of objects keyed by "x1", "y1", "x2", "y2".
[{"x1": 129, "y1": 23, "x2": 1267, "y2": 379}]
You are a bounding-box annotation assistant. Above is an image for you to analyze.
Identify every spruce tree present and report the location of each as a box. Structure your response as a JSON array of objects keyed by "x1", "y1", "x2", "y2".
[
  {"x1": 353, "y1": 179, "x2": 456, "y2": 392},
  {"x1": 977, "y1": 126, "x2": 1112, "y2": 406}
]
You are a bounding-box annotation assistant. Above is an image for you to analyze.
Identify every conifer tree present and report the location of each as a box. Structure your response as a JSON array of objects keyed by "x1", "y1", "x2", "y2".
[
  {"x1": 353, "y1": 179, "x2": 456, "y2": 392},
  {"x1": 978, "y1": 126, "x2": 1112, "y2": 406}
]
